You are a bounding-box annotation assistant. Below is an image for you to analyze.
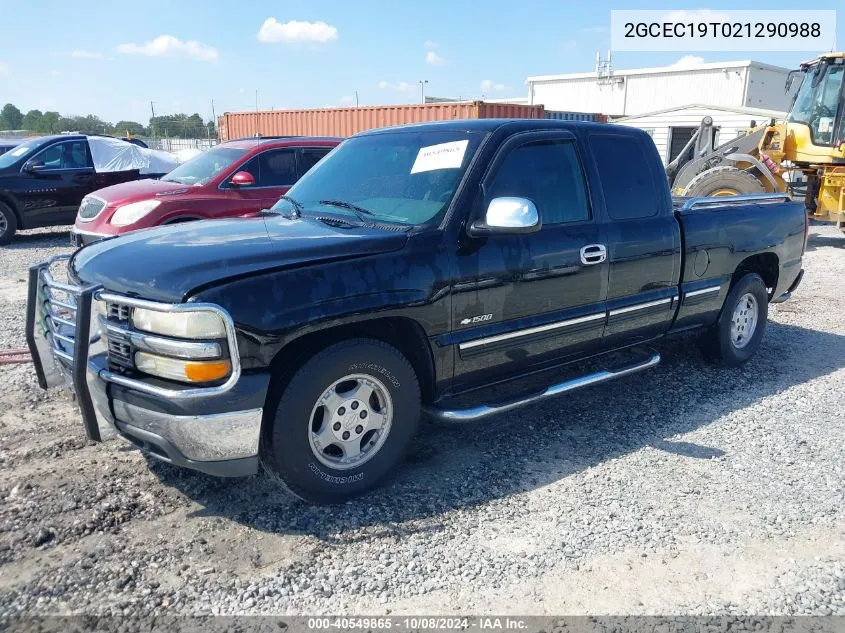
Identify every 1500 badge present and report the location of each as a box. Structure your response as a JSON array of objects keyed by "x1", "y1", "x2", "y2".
[{"x1": 459, "y1": 313, "x2": 493, "y2": 326}]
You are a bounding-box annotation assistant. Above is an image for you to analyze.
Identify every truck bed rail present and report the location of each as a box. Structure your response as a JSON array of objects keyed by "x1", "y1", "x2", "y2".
[{"x1": 675, "y1": 193, "x2": 792, "y2": 212}]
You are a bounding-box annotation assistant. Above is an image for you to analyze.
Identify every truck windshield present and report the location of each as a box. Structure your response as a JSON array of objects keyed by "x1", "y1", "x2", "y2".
[
  {"x1": 276, "y1": 130, "x2": 485, "y2": 226},
  {"x1": 789, "y1": 62, "x2": 845, "y2": 146},
  {"x1": 161, "y1": 146, "x2": 249, "y2": 186}
]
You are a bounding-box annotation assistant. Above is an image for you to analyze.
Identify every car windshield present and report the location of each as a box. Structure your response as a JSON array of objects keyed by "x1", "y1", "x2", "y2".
[
  {"x1": 274, "y1": 130, "x2": 485, "y2": 226},
  {"x1": 0, "y1": 143, "x2": 34, "y2": 169},
  {"x1": 161, "y1": 146, "x2": 249, "y2": 186}
]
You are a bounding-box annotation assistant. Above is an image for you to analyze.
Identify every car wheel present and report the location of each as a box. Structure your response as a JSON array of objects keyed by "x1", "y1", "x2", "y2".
[
  {"x1": 0, "y1": 202, "x2": 18, "y2": 245},
  {"x1": 260, "y1": 338, "x2": 421, "y2": 504},
  {"x1": 700, "y1": 273, "x2": 768, "y2": 366}
]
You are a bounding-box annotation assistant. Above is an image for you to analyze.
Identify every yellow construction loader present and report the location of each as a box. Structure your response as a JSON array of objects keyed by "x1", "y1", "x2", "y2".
[{"x1": 667, "y1": 52, "x2": 845, "y2": 224}]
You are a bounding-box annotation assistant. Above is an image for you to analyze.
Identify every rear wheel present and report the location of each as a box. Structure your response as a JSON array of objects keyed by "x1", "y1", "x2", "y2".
[
  {"x1": 683, "y1": 166, "x2": 766, "y2": 197},
  {"x1": 260, "y1": 338, "x2": 421, "y2": 504},
  {"x1": 0, "y1": 202, "x2": 18, "y2": 245},
  {"x1": 700, "y1": 273, "x2": 768, "y2": 366}
]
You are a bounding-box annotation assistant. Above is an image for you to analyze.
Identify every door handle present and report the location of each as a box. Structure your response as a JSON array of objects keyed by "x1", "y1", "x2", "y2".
[{"x1": 580, "y1": 244, "x2": 607, "y2": 265}]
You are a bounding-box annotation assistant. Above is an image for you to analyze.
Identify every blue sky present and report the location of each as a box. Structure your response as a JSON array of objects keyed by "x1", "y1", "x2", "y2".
[{"x1": 1, "y1": 0, "x2": 842, "y2": 124}]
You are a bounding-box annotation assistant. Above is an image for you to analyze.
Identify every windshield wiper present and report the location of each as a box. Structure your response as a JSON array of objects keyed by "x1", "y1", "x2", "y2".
[
  {"x1": 277, "y1": 195, "x2": 304, "y2": 219},
  {"x1": 319, "y1": 199, "x2": 375, "y2": 223}
]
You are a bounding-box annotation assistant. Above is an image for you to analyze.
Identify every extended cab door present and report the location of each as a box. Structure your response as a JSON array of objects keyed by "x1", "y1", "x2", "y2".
[
  {"x1": 451, "y1": 131, "x2": 608, "y2": 389},
  {"x1": 586, "y1": 132, "x2": 681, "y2": 347},
  {"x1": 18, "y1": 139, "x2": 94, "y2": 227}
]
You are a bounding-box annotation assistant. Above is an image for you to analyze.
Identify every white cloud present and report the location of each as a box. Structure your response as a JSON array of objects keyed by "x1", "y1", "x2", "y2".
[
  {"x1": 340, "y1": 95, "x2": 356, "y2": 105},
  {"x1": 51, "y1": 69, "x2": 60, "y2": 76},
  {"x1": 425, "y1": 51, "x2": 445, "y2": 66},
  {"x1": 670, "y1": 55, "x2": 706, "y2": 68},
  {"x1": 257, "y1": 18, "x2": 338, "y2": 43},
  {"x1": 70, "y1": 50, "x2": 103, "y2": 59},
  {"x1": 378, "y1": 81, "x2": 415, "y2": 92},
  {"x1": 0, "y1": 62, "x2": 8, "y2": 76},
  {"x1": 424, "y1": 39, "x2": 439, "y2": 48},
  {"x1": 480, "y1": 79, "x2": 506, "y2": 92},
  {"x1": 116, "y1": 35, "x2": 218, "y2": 62},
  {"x1": 662, "y1": 9, "x2": 731, "y2": 23}
]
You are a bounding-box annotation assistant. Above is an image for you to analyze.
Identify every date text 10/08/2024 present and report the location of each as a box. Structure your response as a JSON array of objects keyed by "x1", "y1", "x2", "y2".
[{"x1": 306, "y1": 617, "x2": 529, "y2": 630}]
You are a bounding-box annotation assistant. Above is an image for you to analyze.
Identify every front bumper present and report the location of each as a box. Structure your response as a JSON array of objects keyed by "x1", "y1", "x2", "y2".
[
  {"x1": 25, "y1": 256, "x2": 269, "y2": 477},
  {"x1": 70, "y1": 227, "x2": 114, "y2": 248}
]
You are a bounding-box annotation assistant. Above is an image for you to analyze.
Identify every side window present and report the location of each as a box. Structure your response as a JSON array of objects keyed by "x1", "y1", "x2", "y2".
[
  {"x1": 590, "y1": 135, "x2": 659, "y2": 220},
  {"x1": 31, "y1": 141, "x2": 89, "y2": 170},
  {"x1": 256, "y1": 149, "x2": 296, "y2": 186},
  {"x1": 298, "y1": 148, "x2": 331, "y2": 178},
  {"x1": 489, "y1": 140, "x2": 589, "y2": 225}
]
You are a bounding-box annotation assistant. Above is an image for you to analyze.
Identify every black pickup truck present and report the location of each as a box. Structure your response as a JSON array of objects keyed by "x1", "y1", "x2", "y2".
[{"x1": 27, "y1": 119, "x2": 806, "y2": 504}]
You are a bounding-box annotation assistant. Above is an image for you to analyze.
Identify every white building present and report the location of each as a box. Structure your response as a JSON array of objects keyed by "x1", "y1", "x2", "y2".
[
  {"x1": 526, "y1": 60, "x2": 798, "y2": 117},
  {"x1": 613, "y1": 104, "x2": 785, "y2": 166}
]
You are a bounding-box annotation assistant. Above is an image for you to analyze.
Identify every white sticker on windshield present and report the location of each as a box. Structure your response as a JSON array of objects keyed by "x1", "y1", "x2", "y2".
[
  {"x1": 819, "y1": 117, "x2": 833, "y2": 133},
  {"x1": 410, "y1": 140, "x2": 469, "y2": 174},
  {"x1": 9, "y1": 145, "x2": 30, "y2": 157}
]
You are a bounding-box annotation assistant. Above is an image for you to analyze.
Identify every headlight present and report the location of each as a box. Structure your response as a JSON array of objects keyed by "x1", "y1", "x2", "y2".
[
  {"x1": 132, "y1": 308, "x2": 225, "y2": 339},
  {"x1": 110, "y1": 200, "x2": 161, "y2": 226},
  {"x1": 135, "y1": 352, "x2": 230, "y2": 383}
]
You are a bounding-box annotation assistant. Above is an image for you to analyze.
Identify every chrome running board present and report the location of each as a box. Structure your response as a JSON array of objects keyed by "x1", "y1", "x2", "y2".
[{"x1": 424, "y1": 350, "x2": 661, "y2": 424}]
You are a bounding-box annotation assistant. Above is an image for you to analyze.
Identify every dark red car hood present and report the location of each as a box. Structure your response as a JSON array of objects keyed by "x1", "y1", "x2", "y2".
[{"x1": 88, "y1": 178, "x2": 197, "y2": 205}]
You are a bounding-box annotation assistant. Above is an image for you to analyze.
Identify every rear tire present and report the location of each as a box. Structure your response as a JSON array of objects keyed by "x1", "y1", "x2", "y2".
[
  {"x1": 700, "y1": 273, "x2": 768, "y2": 366},
  {"x1": 0, "y1": 202, "x2": 18, "y2": 245},
  {"x1": 683, "y1": 166, "x2": 766, "y2": 197},
  {"x1": 260, "y1": 338, "x2": 421, "y2": 504}
]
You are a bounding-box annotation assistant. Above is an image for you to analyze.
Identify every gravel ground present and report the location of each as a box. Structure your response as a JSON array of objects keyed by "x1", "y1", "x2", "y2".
[{"x1": 0, "y1": 223, "x2": 843, "y2": 617}]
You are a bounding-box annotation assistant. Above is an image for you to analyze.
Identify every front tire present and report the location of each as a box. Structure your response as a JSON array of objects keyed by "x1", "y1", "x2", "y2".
[
  {"x1": 260, "y1": 338, "x2": 421, "y2": 504},
  {"x1": 0, "y1": 202, "x2": 18, "y2": 245},
  {"x1": 700, "y1": 273, "x2": 768, "y2": 366}
]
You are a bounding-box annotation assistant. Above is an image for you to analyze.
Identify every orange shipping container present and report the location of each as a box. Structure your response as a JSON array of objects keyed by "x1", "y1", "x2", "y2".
[{"x1": 218, "y1": 101, "x2": 545, "y2": 141}]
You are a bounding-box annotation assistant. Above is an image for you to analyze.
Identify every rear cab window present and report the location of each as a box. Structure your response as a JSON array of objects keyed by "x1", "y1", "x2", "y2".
[{"x1": 589, "y1": 134, "x2": 661, "y2": 220}]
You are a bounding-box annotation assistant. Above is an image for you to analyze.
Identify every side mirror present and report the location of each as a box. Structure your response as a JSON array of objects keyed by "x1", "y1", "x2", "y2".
[
  {"x1": 229, "y1": 171, "x2": 256, "y2": 187},
  {"x1": 468, "y1": 197, "x2": 541, "y2": 236},
  {"x1": 24, "y1": 160, "x2": 45, "y2": 173}
]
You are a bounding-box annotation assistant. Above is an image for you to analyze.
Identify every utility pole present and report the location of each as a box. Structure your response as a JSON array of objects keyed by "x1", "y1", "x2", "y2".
[
  {"x1": 418, "y1": 80, "x2": 429, "y2": 105},
  {"x1": 150, "y1": 101, "x2": 157, "y2": 138},
  {"x1": 355, "y1": 90, "x2": 359, "y2": 108}
]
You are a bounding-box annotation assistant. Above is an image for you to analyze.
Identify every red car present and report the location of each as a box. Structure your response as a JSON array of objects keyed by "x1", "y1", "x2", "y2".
[{"x1": 71, "y1": 136, "x2": 341, "y2": 246}]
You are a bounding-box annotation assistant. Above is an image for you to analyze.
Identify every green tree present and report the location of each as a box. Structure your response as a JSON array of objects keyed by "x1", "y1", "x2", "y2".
[
  {"x1": 114, "y1": 120, "x2": 147, "y2": 137},
  {"x1": 21, "y1": 109, "x2": 43, "y2": 132},
  {"x1": 39, "y1": 111, "x2": 61, "y2": 133},
  {"x1": 0, "y1": 103, "x2": 23, "y2": 130},
  {"x1": 149, "y1": 113, "x2": 211, "y2": 138}
]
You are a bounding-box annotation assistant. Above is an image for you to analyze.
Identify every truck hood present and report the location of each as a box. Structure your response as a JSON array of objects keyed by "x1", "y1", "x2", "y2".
[
  {"x1": 88, "y1": 178, "x2": 197, "y2": 205},
  {"x1": 72, "y1": 216, "x2": 409, "y2": 302}
]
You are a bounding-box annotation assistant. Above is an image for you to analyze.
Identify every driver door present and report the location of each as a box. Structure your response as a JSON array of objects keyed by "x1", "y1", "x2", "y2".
[
  {"x1": 19, "y1": 140, "x2": 94, "y2": 227},
  {"x1": 451, "y1": 131, "x2": 608, "y2": 390}
]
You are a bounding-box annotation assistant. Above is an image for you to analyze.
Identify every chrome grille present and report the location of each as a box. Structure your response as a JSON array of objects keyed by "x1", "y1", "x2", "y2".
[
  {"x1": 107, "y1": 338, "x2": 132, "y2": 366},
  {"x1": 78, "y1": 197, "x2": 106, "y2": 221},
  {"x1": 107, "y1": 302, "x2": 130, "y2": 322}
]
